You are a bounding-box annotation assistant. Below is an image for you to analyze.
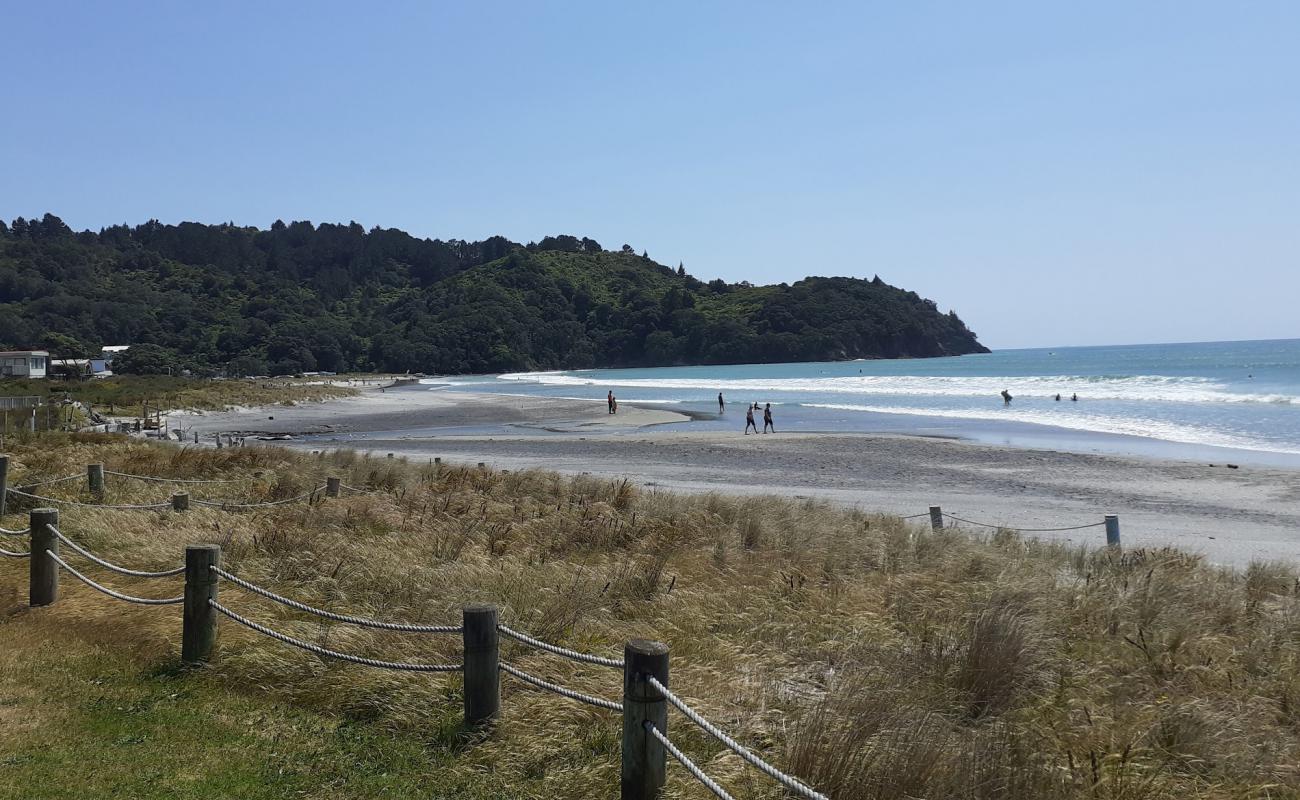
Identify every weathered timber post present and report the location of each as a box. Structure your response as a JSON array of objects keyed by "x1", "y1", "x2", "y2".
[
  {"x1": 462, "y1": 604, "x2": 500, "y2": 726},
  {"x1": 172, "y1": 492, "x2": 190, "y2": 512},
  {"x1": 477, "y1": 462, "x2": 486, "y2": 470},
  {"x1": 1105, "y1": 514, "x2": 1121, "y2": 548},
  {"x1": 87, "y1": 463, "x2": 105, "y2": 497},
  {"x1": 215, "y1": 433, "x2": 222, "y2": 449},
  {"x1": 0, "y1": 453, "x2": 8, "y2": 518},
  {"x1": 929, "y1": 505, "x2": 944, "y2": 531},
  {"x1": 622, "y1": 639, "x2": 669, "y2": 800},
  {"x1": 325, "y1": 477, "x2": 341, "y2": 498},
  {"x1": 181, "y1": 544, "x2": 220, "y2": 664},
  {"x1": 193, "y1": 431, "x2": 199, "y2": 444},
  {"x1": 29, "y1": 508, "x2": 59, "y2": 607}
]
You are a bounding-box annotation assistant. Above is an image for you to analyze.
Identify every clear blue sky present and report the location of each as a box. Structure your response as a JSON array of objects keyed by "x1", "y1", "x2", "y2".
[{"x1": 2, "y1": 1, "x2": 1296, "y2": 349}]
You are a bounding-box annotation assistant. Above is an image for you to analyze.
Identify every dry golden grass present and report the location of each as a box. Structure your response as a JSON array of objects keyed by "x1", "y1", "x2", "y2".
[{"x1": 3, "y1": 433, "x2": 1300, "y2": 799}]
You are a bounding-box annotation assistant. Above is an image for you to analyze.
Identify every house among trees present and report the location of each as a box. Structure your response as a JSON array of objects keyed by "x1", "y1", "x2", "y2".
[{"x1": 0, "y1": 350, "x2": 50, "y2": 378}]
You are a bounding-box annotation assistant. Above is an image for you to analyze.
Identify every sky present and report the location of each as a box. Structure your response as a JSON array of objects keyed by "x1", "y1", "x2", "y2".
[{"x1": 1, "y1": 1, "x2": 1296, "y2": 350}]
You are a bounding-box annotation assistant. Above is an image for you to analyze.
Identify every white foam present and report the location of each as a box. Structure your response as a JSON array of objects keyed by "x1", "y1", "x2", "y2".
[
  {"x1": 496, "y1": 372, "x2": 1293, "y2": 404},
  {"x1": 804, "y1": 403, "x2": 1300, "y2": 455}
]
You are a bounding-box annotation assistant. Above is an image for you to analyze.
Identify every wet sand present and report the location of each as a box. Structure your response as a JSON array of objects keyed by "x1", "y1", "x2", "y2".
[{"x1": 179, "y1": 386, "x2": 1300, "y2": 567}]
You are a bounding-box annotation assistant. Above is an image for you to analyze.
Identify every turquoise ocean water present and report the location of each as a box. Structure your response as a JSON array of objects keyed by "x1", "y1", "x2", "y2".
[{"x1": 424, "y1": 339, "x2": 1300, "y2": 467}]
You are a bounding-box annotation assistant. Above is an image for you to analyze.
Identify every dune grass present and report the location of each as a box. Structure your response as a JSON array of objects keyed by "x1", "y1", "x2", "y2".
[
  {"x1": 0, "y1": 375, "x2": 358, "y2": 414},
  {"x1": 3, "y1": 433, "x2": 1300, "y2": 798}
]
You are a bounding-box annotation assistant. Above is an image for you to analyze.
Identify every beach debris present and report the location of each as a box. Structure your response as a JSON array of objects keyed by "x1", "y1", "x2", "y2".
[{"x1": 1227, "y1": 464, "x2": 1239, "y2": 469}]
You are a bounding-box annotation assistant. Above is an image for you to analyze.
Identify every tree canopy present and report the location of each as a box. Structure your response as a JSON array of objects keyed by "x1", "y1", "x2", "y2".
[{"x1": 0, "y1": 214, "x2": 988, "y2": 375}]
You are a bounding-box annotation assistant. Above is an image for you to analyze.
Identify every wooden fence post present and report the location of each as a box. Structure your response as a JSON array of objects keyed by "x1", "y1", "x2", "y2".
[
  {"x1": 181, "y1": 544, "x2": 220, "y2": 664},
  {"x1": 87, "y1": 463, "x2": 105, "y2": 496},
  {"x1": 29, "y1": 508, "x2": 59, "y2": 607},
  {"x1": 462, "y1": 604, "x2": 499, "y2": 726},
  {"x1": 172, "y1": 492, "x2": 189, "y2": 512},
  {"x1": 622, "y1": 639, "x2": 669, "y2": 800},
  {"x1": 929, "y1": 505, "x2": 943, "y2": 531},
  {"x1": 0, "y1": 453, "x2": 8, "y2": 518},
  {"x1": 325, "y1": 477, "x2": 341, "y2": 498},
  {"x1": 1105, "y1": 515, "x2": 1121, "y2": 548}
]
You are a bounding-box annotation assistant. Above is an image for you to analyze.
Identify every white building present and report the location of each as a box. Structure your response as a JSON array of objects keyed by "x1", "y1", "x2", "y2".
[
  {"x1": 101, "y1": 345, "x2": 131, "y2": 365},
  {"x1": 0, "y1": 350, "x2": 50, "y2": 379}
]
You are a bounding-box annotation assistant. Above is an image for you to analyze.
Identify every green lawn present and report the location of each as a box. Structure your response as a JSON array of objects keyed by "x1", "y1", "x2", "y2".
[{"x1": 0, "y1": 608, "x2": 508, "y2": 800}]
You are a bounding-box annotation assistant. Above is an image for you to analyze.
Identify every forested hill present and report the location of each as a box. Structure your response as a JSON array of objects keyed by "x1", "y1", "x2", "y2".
[{"x1": 0, "y1": 214, "x2": 988, "y2": 375}]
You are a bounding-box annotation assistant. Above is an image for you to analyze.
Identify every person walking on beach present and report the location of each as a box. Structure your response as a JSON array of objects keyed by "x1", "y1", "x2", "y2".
[
  {"x1": 744, "y1": 405, "x2": 758, "y2": 434},
  {"x1": 763, "y1": 403, "x2": 774, "y2": 433},
  {"x1": 1001, "y1": 389, "x2": 1013, "y2": 404},
  {"x1": 718, "y1": 392, "x2": 725, "y2": 414},
  {"x1": 611, "y1": 395, "x2": 618, "y2": 415},
  {"x1": 607, "y1": 390, "x2": 614, "y2": 414}
]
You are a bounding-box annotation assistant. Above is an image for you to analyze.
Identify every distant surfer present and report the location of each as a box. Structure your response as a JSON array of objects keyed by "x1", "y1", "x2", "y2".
[
  {"x1": 744, "y1": 405, "x2": 758, "y2": 434},
  {"x1": 1071, "y1": 393, "x2": 1078, "y2": 402},
  {"x1": 763, "y1": 403, "x2": 774, "y2": 433},
  {"x1": 1054, "y1": 393, "x2": 1061, "y2": 401},
  {"x1": 1001, "y1": 389, "x2": 1012, "y2": 404},
  {"x1": 718, "y1": 392, "x2": 725, "y2": 413}
]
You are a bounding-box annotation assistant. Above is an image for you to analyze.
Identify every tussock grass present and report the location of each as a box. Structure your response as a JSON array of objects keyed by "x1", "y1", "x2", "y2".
[{"x1": 3, "y1": 434, "x2": 1300, "y2": 798}]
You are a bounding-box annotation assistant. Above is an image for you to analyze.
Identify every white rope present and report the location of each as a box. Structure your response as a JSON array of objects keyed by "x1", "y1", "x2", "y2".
[
  {"x1": 0, "y1": 526, "x2": 30, "y2": 536},
  {"x1": 498, "y1": 624, "x2": 624, "y2": 668},
  {"x1": 46, "y1": 551, "x2": 185, "y2": 605},
  {"x1": 941, "y1": 513, "x2": 1106, "y2": 532},
  {"x1": 192, "y1": 487, "x2": 324, "y2": 509},
  {"x1": 339, "y1": 483, "x2": 378, "y2": 494},
  {"x1": 899, "y1": 513, "x2": 931, "y2": 520},
  {"x1": 645, "y1": 721, "x2": 736, "y2": 800},
  {"x1": 6, "y1": 489, "x2": 171, "y2": 510},
  {"x1": 212, "y1": 566, "x2": 460, "y2": 633},
  {"x1": 14, "y1": 474, "x2": 82, "y2": 488},
  {"x1": 499, "y1": 662, "x2": 622, "y2": 711},
  {"x1": 646, "y1": 675, "x2": 828, "y2": 800},
  {"x1": 209, "y1": 600, "x2": 461, "y2": 672},
  {"x1": 51, "y1": 526, "x2": 185, "y2": 578},
  {"x1": 0, "y1": 546, "x2": 29, "y2": 558},
  {"x1": 103, "y1": 470, "x2": 252, "y2": 485}
]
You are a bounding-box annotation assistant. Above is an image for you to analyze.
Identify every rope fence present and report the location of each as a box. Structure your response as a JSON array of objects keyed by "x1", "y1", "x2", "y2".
[
  {"x1": 210, "y1": 600, "x2": 461, "y2": 672},
  {"x1": 14, "y1": 474, "x2": 82, "y2": 489},
  {"x1": 1, "y1": 526, "x2": 30, "y2": 536},
  {"x1": 499, "y1": 624, "x2": 625, "y2": 669},
  {"x1": 192, "y1": 487, "x2": 325, "y2": 509},
  {"x1": 7, "y1": 488, "x2": 173, "y2": 510},
  {"x1": 648, "y1": 674, "x2": 828, "y2": 800},
  {"x1": 340, "y1": 483, "x2": 379, "y2": 495},
  {"x1": 51, "y1": 525, "x2": 185, "y2": 578},
  {"x1": 940, "y1": 512, "x2": 1107, "y2": 532},
  {"x1": 212, "y1": 565, "x2": 462, "y2": 633},
  {"x1": 46, "y1": 550, "x2": 185, "y2": 606},
  {"x1": 3, "y1": 485, "x2": 1131, "y2": 799},
  {"x1": 646, "y1": 721, "x2": 736, "y2": 800},
  {"x1": 103, "y1": 469, "x2": 253, "y2": 485},
  {"x1": 499, "y1": 662, "x2": 623, "y2": 712}
]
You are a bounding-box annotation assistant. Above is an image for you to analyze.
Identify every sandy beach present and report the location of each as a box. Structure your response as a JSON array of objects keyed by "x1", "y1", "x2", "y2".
[{"x1": 179, "y1": 385, "x2": 1300, "y2": 567}]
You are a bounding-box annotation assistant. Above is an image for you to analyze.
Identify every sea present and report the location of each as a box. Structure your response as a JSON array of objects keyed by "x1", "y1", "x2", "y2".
[{"x1": 423, "y1": 339, "x2": 1300, "y2": 468}]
